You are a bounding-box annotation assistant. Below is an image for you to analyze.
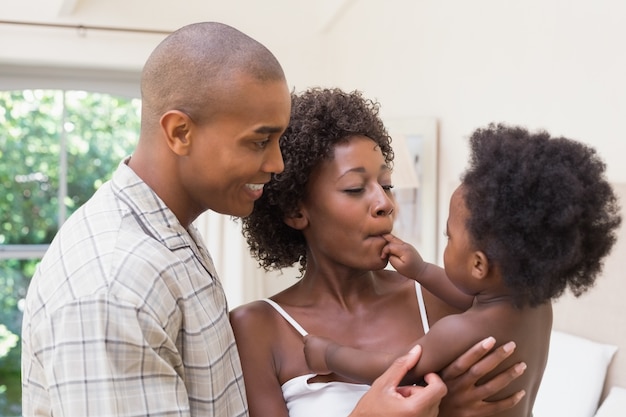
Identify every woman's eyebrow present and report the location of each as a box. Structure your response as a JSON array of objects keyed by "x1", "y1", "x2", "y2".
[
  {"x1": 337, "y1": 166, "x2": 366, "y2": 179},
  {"x1": 338, "y1": 164, "x2": 390, "y2": 179}
]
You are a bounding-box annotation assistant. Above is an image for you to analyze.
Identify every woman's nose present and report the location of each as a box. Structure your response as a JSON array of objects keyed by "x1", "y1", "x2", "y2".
[
  {"x1": 375, "y1": 205, "x2": 394, "y2": 217},
  {"x1": 373, "y1": 190, "x2": 395, "y2": 217}
]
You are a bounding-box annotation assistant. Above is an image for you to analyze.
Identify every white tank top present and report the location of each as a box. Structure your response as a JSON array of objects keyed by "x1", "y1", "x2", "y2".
[{"x1": 262, "y1": 282, "x2": 430, "y2": 417}]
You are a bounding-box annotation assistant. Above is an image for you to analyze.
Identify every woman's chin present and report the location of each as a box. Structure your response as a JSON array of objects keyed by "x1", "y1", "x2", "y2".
[{"x1": 369, "y1": 256, "x2": 390, "y2": 271}]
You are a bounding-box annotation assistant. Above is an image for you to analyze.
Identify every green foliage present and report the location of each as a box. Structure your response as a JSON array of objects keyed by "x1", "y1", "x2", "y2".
[
  {"x1": 0, "y1": 326, "x2": 18, "y2": 358},
  {"x1": 0, "y1": 89, "x2": 140, "y2": 415}
]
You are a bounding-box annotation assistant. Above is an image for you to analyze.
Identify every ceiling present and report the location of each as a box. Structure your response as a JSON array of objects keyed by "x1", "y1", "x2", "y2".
[{"x1": 0, "y1": 0, "x2": 356, "y2": 47}]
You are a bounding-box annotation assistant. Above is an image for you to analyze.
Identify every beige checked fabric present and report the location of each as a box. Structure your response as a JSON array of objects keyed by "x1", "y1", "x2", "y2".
[{"x1": 21, "y1": 160, "x2": 248, "y2": 417}]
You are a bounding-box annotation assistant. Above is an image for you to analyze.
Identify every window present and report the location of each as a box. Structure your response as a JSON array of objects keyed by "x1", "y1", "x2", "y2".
[{"x1": 0, "y1": 66, "x2": 141, "y2": 416}]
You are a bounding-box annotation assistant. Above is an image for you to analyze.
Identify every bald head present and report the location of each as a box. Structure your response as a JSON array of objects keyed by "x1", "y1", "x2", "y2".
[{"x1": 141, "y1": 22, "x2": 286, "y2": 128}]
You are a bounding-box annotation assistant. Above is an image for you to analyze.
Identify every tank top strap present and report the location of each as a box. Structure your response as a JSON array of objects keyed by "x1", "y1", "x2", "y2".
[
  {"x1": 261, "y1": 298, "x2": 309, "y2": 337},
  {"x1": 415, "y1": 281, "x2": 430, "y2": 334},
  {"x1": 263, "y1": 285, "x2": 428, "y2": 337}
]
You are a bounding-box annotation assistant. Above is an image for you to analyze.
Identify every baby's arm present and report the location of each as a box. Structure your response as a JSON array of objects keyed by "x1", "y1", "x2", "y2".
[
  {"x1": 382, "y1": 233, "x2": 473, "y2": 311},
  {"x1": 304, "y1": 334, "x2": 397, "y2": 384},
  {"x1": 305, "y1": 313, "x2": 490, "y2": 386}
]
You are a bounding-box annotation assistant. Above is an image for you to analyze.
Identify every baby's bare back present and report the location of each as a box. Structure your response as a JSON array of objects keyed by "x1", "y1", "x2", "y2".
[{"x1": 467, "y1": 301, "x2": 553, "y2": 417}]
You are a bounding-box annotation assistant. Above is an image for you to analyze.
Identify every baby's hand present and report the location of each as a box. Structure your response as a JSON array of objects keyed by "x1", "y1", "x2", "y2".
[
  {"x1": 303, "y1": 334, "x2": 334, "y2": 375},
  {"x1": 381, "y1": 233, "x2": 425, "y2": 280}
]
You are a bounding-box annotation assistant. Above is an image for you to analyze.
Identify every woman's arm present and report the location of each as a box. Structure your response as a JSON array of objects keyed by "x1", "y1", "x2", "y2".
[{"x1": 230, "y1": 302, "x2": 291, "y2": 417}]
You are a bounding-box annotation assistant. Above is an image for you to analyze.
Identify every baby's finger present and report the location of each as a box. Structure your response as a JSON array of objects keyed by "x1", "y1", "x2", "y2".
[{"x1": 383, "y1": 233, "x2": 402, "y2": 244}]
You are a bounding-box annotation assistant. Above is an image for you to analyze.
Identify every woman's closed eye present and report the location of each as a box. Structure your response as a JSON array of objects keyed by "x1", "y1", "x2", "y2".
[{"x1": 344, "y1": 184, "x2": 394, "y2": 195}]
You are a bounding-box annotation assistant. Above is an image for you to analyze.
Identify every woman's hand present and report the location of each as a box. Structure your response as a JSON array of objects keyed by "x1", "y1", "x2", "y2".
[
  {"x1": 349, "y1": 345, "x2": 447, "y2": 417},
  {"x1": 438, "y1": 337, "x2": 527, "y2": 417}
]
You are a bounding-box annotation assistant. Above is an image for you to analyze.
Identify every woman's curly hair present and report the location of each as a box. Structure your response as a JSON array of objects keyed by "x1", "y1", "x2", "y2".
[
  {"x1": 242, "y1": 87, "x2": 393, "y2": 273},
  {"x1": 462, "y1": 123, "x2": 622, "y2": 307}
]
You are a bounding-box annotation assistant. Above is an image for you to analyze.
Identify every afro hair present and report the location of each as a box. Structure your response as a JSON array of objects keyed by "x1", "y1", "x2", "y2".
[
  {"x1": 242, "y1": 87, "x2": 393, "y2": 273},
  {"x1": 461, "y1": 123, "x2": 621, "y2": 307}
]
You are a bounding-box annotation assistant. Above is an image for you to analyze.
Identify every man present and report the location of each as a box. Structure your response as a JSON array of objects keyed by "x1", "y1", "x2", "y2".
[{"x1": 22, "y1": 22, "x2": 522, "y2": 417}]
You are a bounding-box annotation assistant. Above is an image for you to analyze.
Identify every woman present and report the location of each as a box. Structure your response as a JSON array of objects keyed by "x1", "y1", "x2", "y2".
[{"x1": 230, "y1": 88, "x2": 525, "y2": 417}]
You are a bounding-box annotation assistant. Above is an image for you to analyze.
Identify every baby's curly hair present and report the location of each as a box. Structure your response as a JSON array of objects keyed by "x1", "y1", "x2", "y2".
[
  {"x1": 242, "y1": 87, "x2": 393, "y2": 273},
  {"x1": 462, "y1": 123, "x2": 621, "y2": 307}
]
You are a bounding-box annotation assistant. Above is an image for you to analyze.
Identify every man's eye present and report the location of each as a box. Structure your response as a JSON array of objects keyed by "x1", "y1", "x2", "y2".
[{"x1": 255, "y1": 138, "x2": 270, "y2": 149}]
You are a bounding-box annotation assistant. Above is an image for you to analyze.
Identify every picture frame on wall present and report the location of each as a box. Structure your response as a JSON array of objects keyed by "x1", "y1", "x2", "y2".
[{"x1": 386, "y1": 117, "x2": 439, "y2": 263}]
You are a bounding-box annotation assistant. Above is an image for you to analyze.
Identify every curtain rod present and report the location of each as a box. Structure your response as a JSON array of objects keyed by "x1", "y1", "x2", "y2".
[{"x1": 0, "y1": 20, "x2": 172, "y2": 36}]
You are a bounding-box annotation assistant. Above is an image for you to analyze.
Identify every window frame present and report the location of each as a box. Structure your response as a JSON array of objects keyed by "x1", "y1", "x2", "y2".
[{"x1": 0, "y1": 64, "x2": 141, "y2": 261}]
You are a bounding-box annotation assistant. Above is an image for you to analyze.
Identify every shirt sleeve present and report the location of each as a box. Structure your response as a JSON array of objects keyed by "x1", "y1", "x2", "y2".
[{"x1": 22, "y1": 293, "x2": 190, "y2": 417}]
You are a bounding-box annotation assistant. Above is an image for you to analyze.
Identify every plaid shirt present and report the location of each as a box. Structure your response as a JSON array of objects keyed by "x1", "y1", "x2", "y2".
[{"x1": 21, "y1": 160, "x2": 248, "y2": 417}]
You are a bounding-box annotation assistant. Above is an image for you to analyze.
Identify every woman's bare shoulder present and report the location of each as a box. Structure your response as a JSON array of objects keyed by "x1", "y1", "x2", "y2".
[
  {"x1": 230, "y1": 299, "x2": 293, "y2": 358},
  {"x1": 229, "y1": 299, "x2": 279, "y2": 332}
]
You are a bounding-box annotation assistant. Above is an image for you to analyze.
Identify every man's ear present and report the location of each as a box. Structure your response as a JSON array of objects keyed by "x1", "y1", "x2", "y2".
[
  {"x1": 471, "y1": 251, "x2": 490, "y2": 280},
  {"x1": 160, "y1": 110, "x2": 193, "y2": 156},
  {"x1": 284, "y1": 208, "x2": 308, "y2": 230}
]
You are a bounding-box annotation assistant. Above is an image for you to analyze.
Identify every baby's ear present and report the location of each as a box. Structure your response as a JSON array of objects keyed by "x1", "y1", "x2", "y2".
[
  {"x1": 471, "y1": 251, "x2": 490, "y2": 280},
  {"x1": 284, "y1": 208, "x2": 308, "y2": 230}
]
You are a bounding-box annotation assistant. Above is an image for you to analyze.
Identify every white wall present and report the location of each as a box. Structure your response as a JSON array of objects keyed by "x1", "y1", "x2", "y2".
[{"x1": 310, "y1": 0, "x2": 626, "y2": 261}]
